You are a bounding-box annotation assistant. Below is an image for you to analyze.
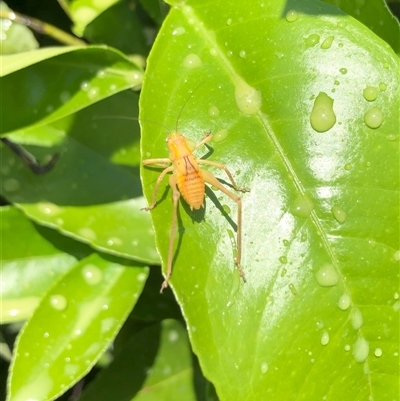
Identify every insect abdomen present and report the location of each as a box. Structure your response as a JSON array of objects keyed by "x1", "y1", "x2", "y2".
[{"x1": 177, "y1": 169, "x2": 205, "y2": 210}]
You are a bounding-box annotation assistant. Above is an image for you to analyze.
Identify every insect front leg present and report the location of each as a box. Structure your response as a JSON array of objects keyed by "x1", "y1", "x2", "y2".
[
  {"x1": 198, "y1": 159, "x2": 250, "y2": 193},
  {"x1": 142, "y1": 164, "x2": 174, "y2": 210},
  {"x1": 192, "y1": 132, "x2": 213, "y2": 151},
  {"x1": 160, "y1": 174, "x2": 181, "y2": 293},
  {"x1": 201, "y1": 169, "x2": 246, "y2": 282}
]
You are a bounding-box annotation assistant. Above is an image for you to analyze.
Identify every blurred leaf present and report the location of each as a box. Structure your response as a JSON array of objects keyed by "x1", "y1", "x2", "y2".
[
  {"x1": 1, "y1": 91, "x2": 159, "y2": 264},
  {"x1": 139, "y1": 0, "x2": 169, "y2": 25},
  {"x1": 0, "y1": 206, "x2": 91, "y2": 323},
  {"x1": 0, "y1": 1, "x2": 39, "y2": 54},
  {"x1": 7, "y1": 253, "x2": 148, "y2": 401},
  {"x1": 324, "y1": 0, "x2": 400, "y2": 53},
  {"x1": 83, "y1": 1, "x2": 148, "y2": 55},
  {"x1": 140, "y1": 0, "x2": 399, "y2": 400},
  {"x1": 78, "y1": 319, "x2": 198, "y2": 401},
  {"x1": 0, "y1": 46, "x2": 142, "y2": 134},
  {"x1": 58, "y1": 0, "x2": 120, "y2": 36}
]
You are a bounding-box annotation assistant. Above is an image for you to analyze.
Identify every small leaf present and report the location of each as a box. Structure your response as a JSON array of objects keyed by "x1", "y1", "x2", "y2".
[
  {"x1": 7, "y1": 253, "x2": 149, "y2": 401},
  {"x1": 78, "y1": 320, "x2": 198, "y2": 401},
  {"x1": 0, "y1": 46, "x2": 142, "y2": 134}
]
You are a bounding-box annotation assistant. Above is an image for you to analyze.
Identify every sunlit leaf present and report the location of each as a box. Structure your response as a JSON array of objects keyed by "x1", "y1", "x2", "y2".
[
  {"x1": 140, "y1": 0, "x2": 399, "y2": 400},
  {"x1": 7, "y1": 253, "x2": 148, "y2": 401}
]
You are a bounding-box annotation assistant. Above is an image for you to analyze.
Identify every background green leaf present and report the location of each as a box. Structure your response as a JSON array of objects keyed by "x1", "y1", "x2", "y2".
[
  {"x1": 1, "y1": 91, "x2": 158, "y2": 264},
  {"x1": 0, "y1": 46, "x2": 142, "y2": 134},
  {"x1": 140, "y1": 0, "x2": 399, "y2": 400},
  {"x1": 7, "y1": 253, "x2": 148, "y2": 401},
  {"x1": 0, "y1": 206, "x2": 91, "y2": 323},
  {"x1": 78, "y1": 319, "x2": 199, "y2": 401},
  {"x1": 324, "y1": 0, "x2": 400, "y2": 53},
  {"x1": 0, "y1": 1, "x2": 39, "y2": 54}
]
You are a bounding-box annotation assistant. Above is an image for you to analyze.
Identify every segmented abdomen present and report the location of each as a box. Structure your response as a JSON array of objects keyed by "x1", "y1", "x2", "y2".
[{"x1": 176, "y1": 158, "x2": 205, "y2": 210}]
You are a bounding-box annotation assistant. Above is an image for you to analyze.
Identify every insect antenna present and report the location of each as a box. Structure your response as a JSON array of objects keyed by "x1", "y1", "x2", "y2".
[
  {"x1": 92, "y1": 115, "x2": 172, "y2": 135},
  {"x1": 175, "y1": 82, "x2": 204, "y2": 134}
]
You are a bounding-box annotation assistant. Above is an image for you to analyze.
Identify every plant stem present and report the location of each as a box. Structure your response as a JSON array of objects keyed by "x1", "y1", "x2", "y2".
[{"x1": 0, "y1": 9, "x2": 86, "y2": 46}]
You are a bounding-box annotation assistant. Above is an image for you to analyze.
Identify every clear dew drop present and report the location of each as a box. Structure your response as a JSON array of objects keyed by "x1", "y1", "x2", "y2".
[
  {"x1": 260, "y1": 362, "x2": 268, "y2": 374},
  {"x1": 182, "y1": 53, "x2": 202, "y2": 69},
  {"x1": 304, "y1": 33, "x2": 320, "y2": 48},
  {"x1": 234, "y1": 81, "x2": 262, "y2": 115},
  {"x1": 172, "y1": 26, "x2": 185, "y2": 36},
  {"x1": 344, "y1": 344, "x2": 351, "y2": 352},
  {"x1": 137, "y1": 272, "x2": 147, "y2": 282},
  {"x1": 379, "y1": 82, "x2": 387, "y2": 91},
  {"x1": 226, "y1": 18, "x2": 232, "y2": 25},
  {"x1": 80, "y1": 81, "x2": 89, "y2": 91},
  {"x1": 288, "y1": 283, "x2": 298, "y2": 296},
  {"x1": 81, "y1": 264, "x2": 103, "y2": 285},
  {"x1": 321, "y1": 35, "x2": 334, "y2": 49},
  {"x1": 212, "y1": 128, "x2": 229, "y2": 143},
  {"x1": 106, "y1": 237, "x2": 123, "y2": 246},
  {"x1": 290, "y1": 193, "x2": 314, "y2": 218},
  {"x1": 239, "y1": 50, "x2": 247, "y2": 58},
  {"x1": 78, "y1": 227, "x2": 97, "y2": 241},
  {"x1": 351, "y1": 308, "x2": 363, "y2": 330},
  {"x1": 364, "y1": 107, "x2": 383, "y2": 129},
  {"x1": 286, "y1": 9, "x2": 298, "y2": 22},
  {"x1": 3, "y1": 178, "x2": 20, "y2": 192},
  {"x1": 279, "y1": 256, "x2": 288, "y2": 264},
  {"x1": 168, "y1": 330, "x2": 179, "y2": 342},
  {"x1": 320, "y1": 331, "x2": 330, "y2": 345},
  {"x1": 339, "y1": 67, "x2": 347, "y2": 74},
  {"x1": 363, "y1": 86, "x2": 378, "y2": 101},
  {"x1": 374, "y1": 348, "x2": 383, "y2": 357},
  {"x1": 88, "y1": 87, "x2": 99, "y2": 99},
  {"x1": 208, "y1": 105, "x2": 220, "y2": 117},
  {"x1": 315, "y1": 263, "x2": 339, "y2": 286},
  {"x1": 353, "y1": 337, "x2": 369, "y2": 363},
  {"x1": 37, "y1": 202, "x2": 61, "y2": 216},
  {"x1": 337, "y1": 293, "x2": 351, "y2": 310},
  {"x1": 310, "y1": 92, "x2": 336, "y2": 133},
  {"x1": 222, "y1": 204, "x2": 231, "y2": 214},
  {"x1": 49, "y1": 294, "x2": 67, "y2": 311},
  {"x1": 331, "y1": 205, "x2": 347, "y2": 224}
]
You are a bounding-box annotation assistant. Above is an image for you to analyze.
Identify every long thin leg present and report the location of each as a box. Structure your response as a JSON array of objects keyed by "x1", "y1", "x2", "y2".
[
  {"x1": 142, "y1": 164, "x2": 174, "y2": 210},
  {"x1": 160, "y1": 174, "x2": 180, "y2": 293},
  {"x1": 198, "y1": 159, "x2": 250, "y2": 193},
  {"x1": 142, "y1": 157, "x2": 171, "y2": 167},
  {"x1": 201, "y1": 169, "x2": 246, "y2": 281},
  {"x1": 192, "y1": 133, "x2": 213, "y2": 151}
]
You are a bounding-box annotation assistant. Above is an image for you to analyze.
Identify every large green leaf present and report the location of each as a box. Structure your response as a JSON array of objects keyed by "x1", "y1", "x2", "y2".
[
  {"x1": 0, "y1": 46, "x2": 142, "y2": 134},
  {"x1": 1, "y1": 91, "x2": 158, "y2": 264},
  {"x1": 7, "y1": 253, "x2": 148, "y2": 401},
  {"x1": 140, "y1": 0, "x2": 399, "y2": 400}
]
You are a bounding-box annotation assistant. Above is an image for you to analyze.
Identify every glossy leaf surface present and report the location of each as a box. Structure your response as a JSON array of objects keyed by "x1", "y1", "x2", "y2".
[
  {"x1": 0, "y1": 206, "x2": 90, "y2": 323},
  {"x1": 140, "y1": 0, "x2": 399, "y2": 400},
  {"x1": 8, "y1": 253, "x2": 148, "y2": 401},
  {"x1": 1, "y1": 91, "x2": 158, "y2": 264}
]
